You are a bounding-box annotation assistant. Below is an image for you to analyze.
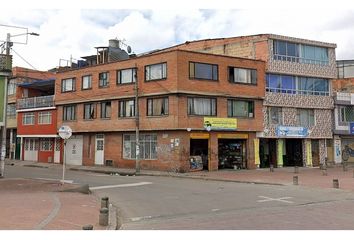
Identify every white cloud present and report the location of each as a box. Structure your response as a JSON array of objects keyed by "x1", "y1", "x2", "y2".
[{"x1": 1, "y1": 9, "x2": 354, "y2": 70}]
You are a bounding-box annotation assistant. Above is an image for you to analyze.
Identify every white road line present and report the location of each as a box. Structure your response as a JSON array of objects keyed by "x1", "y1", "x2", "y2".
[
  {"x1": 130, "y1": 216, "x2": 153, "y2": 222},
  {"x1": 35, "y1": 178, "x2": 74, "y2": 183},
  {"x1": 257, "y1": 195, "x2": 294, "y2": 204},
  {"x1": 90, "y1": 181, "x2": 153, "y2": 190}
]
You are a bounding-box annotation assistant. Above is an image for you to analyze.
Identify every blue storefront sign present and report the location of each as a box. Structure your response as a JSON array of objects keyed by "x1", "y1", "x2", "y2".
[
  {"x1": 350, "y1": 122, "x2": 354, "y2": 135},
  {"x1": 276, "y1": 126, "x2": 308, "y2": 137}
]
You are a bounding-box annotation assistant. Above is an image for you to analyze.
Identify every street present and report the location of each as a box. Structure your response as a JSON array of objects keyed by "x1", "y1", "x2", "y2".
[{"x1": 5, "y1": 164, "x2": 354, "y2": 230}]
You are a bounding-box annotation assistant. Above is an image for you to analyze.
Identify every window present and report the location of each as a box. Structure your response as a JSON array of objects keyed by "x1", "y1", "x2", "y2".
[
  {"x1": 7, "y1": 80, "x2": 16, "y2": 95},
  {"x1": 273, "y1": 40, "x2": 328, "y2": 65},
  {"x1": 38, "y1": 111, "x2": 52, "y2": 124},
  {"x1": 187, "y1": 97, "x2": 216, "y2": 116},
  {"x1": 99, "y1": 72, "x2": 109, "y2": 87},
  {"x1": 227, "y1": 100, "x2": 254, "y2": 118},
  {"x1": 123, "y1": 134, "x2": 157, "y2": 160},
  {"x1": 268, "y1": 107, "x2": 283, "y2": 125},
  {"x1": 147, "y1": 97, "x2": 168, "y2": 116},
  {"x1": 84, "y1": 103, "x2": 96, "y2": 120},
  {"x1": 22, "y1": 113, "x2": 35, "y2": 125},
  {"x1": 63, "y1": 105, "x2": 76, "y2": 121},
  {"x1": 61, "y1": 78, "x2": 75, "y2": 92},
  {"x1": 228, "y1": 67, "x2": 257, "y2": 84},
  {"x1": 117, "y1": 68, "x2": 136, "y2": 84},
  {"x1": 339, "y1": 106, "x2": 354, "y2": 123},
  {"x1": 119, "y1": 99, "x2": 135, "y2": 117},
  {"x1": 297, "y1": 109, "x2": 315, "y2": 127},
  {"x1": 40, "y1": 138, "x2": 53, "y2": 151},
  {"x1": 266, "y1": 74, "x2": 329, "y2": 95},
  {"x1": 100, "y1": 101, "x2": 111, "y2": 119},
  {"x1": 145, "y1": 63, "x2": 167, "y2": 81},
  {"x1": 82, "y1": 75, "x2": 92, "y2": 90},
  {"x1": 189, "y1": 62, "x2": 218, "y2": 80},
  {"x1": 7, "y1": 103, "x2": 16, "y2": 119}
]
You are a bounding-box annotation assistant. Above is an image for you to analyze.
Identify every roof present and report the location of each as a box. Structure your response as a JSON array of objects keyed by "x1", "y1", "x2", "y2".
[{"x1": 18, "y1": 79, "x2": 55, "y2": 91}]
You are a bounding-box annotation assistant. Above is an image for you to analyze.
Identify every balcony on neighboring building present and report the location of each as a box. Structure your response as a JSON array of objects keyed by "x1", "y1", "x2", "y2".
[
  {"x1": 335, "y1": 92, "x2": 353, "y2": 105},
  {"x1": 17, "y1": 95, "x2": 54, "y2": 110}
]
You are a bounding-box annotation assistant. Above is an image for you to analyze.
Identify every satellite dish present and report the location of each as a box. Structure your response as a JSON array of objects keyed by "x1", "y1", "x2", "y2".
[{"x1": 127, "y1": 45, "x2": 132, "y2": 53}]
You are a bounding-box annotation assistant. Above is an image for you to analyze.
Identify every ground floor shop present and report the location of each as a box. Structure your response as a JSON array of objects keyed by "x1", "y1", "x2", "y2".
[
  {"x1": 259, "y1": 138, "x2": 327, "y2": 168},
  {"x1": 333, "y1": 135, "x2": 354, "y2": 164}
]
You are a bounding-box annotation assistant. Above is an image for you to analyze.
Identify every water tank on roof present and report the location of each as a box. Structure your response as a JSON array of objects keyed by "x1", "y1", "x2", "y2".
[{"x1": 109, "y1": 39, "x2": 120, "y2": 48}]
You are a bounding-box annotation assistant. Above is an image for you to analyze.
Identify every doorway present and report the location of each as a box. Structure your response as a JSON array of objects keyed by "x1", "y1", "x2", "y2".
[
  {"x1": 311, "y1": 140, "x2": 320, "y2": 167},
  {"x1": 95, "y1": 134, "x2": 105, "y2": 165},
  {"x1": 218, "y1": 139, "x2": 246, "y2": 169},
  {"x1": 260, "y1": 139, "x2": 277, "y2": 168},
  {"x1": 284, "y1": 139, "x2": 303, "y2": 166},
  {"x1": 190, "y1": 139, "x2": 209, "y2": 170}
]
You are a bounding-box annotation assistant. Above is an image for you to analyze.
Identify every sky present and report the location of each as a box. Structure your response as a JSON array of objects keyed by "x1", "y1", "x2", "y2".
[{"x1": 1, "y1": 1, "x2": 354, "y2": 71}]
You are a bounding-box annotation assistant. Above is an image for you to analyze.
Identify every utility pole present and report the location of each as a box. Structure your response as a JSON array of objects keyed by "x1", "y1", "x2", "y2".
[{"x1": 134, "y1": 65, "x2": 140, "y2": 174}]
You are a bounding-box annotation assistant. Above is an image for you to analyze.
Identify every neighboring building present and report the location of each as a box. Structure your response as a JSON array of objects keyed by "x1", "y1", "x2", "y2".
[
  {"x1": 332, "y1": 77, "x2": 354, "y2": 165},
  {"x1": 159, "y1": 34, "x2": 336, "y2": 168},
  {"x1": 6, "y1": 67, "x2": 56, "y2": 159},
  {"x1": 55, "y1": 41, "x2": 265, "y2": 171},
  {"x1": 337, "y1": 60, "x2": 354, "y2": 78},
  {"x1": 16, "y1": 79, "x2": 61, "y2": 163}
]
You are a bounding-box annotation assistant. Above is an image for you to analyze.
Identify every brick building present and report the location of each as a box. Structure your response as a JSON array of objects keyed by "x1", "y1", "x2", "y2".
[
  {"x1": 160, "y1": 34, "x2": 336, "y2": 168},
  {"x1": 55, "y1": 44, "x2": 265, "y2": 171}
]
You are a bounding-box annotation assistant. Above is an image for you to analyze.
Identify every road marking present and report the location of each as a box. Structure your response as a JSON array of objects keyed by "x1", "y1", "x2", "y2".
[
  {"x1": 90, "y1": 181, "x2": 152, "y2": 190},
  {"x1": 130, "y1": 216, "x2": 153, "y2": 222},
  {"x1": 211, "y1": 208, "x2": 220, "y2": 212},
  {"x1": 34, "y1": 193, "x2": 61, "y2": 230},
  {"x1": 257, "y1": 195, "x2": 294, "y2": 204},
  {"x1": 35, "y1": 178, "x2": 74, "y2": 183}
]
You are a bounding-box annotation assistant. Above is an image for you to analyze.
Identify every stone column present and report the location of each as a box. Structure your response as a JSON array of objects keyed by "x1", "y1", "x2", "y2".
[{"x1": 276, "y1": 139, "x2": 284, "y2": 167}]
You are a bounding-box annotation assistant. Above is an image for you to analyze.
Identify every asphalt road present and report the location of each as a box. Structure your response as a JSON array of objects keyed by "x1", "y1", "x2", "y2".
[{"x1": 5, "y1": 164, "x2": 354, "y2": 230}]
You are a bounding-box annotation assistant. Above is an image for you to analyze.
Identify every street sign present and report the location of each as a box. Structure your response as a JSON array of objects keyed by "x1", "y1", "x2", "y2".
[{"x1": 58, "y1": 125, "x2": 72, "y2": 139}]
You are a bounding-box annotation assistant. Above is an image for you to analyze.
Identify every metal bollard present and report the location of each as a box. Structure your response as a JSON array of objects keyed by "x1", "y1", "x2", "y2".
[
  {"x1": 82, "y1": 224, "x2": 93, "y2": 230},
  {"x1": 99, "y1": 207, "x2": 109, "y2": 226},
  {"x1": 294, "y1": 166, "x2": 299, "y2": 174},
  {"x1": 293, "y1": 175, "x2": 298, "y2": 185},
  {"x1": 101, "y1": 196, "x2": 109, "y2": 208},
  {"x1": 333, "y1": 179, "x2": 339, "y2": 189},
  {"x1": 270, "y1": 164, "x2": 274, "y2": 172}
]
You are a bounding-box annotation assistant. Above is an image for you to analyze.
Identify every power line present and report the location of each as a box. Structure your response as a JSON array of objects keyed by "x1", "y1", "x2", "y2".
[{"x1": 11, "y1": 48, "x2": 38, "y2": 71}]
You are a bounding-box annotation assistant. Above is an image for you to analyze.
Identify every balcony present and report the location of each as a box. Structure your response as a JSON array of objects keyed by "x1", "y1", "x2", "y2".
[
  {"x1": 335, "y1": 92, "x2": 353, "y2": 104},
  {"x1": 17, "y1": 95, "x2": 54, "y2": 110}
]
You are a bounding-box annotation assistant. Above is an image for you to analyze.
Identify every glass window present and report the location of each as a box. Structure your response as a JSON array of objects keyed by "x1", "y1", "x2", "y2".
[
  {"x1": 117, "y1": 68, "x2": 136, "y2": 84},
  {"x1": 82, "y1": 75, "x2": 92, "y2": 90},
  {"x1": 119, "y1": 99, "x2": 135, "y2": 117},
  {"x1": 22, "y1": 113, "x2": 35, "y2": 125},
  {"x1": 298, "y1": 109, "x2": 315, "y2": 127},
  {"x1": 145, "y1": 63, "x2": 167, "y2": 81},
  {"x1": 229, "y1": 67, "x2": 257, "y2": 84},
  {"x1": 61, "y1": 78, "x2": 75, "y2": 92},
  {"x1": 189, "y1": 62, "x2": 218, "y2": 80},
  {"x1": 147, "y1": 97, "x2": 169, "y2": 116},
  {"x1": 339, "y1": 106, "x2": 354, "y2": 122},
  {"x1": 123, "y1": 134, "x2": 157, "y2": 160},
  {"x1": 7, "y1": 103, "x2": 16, "y2": 119},
  {"x1": 187, "y1": 97, "x2": 216, "y2": 116},
  {"x1": 84, "y1": 103, "x2": 96, "y2": 120},
  {"x1": 268, "y1": 107, "x2": 282, "y2": 125},
  {"x1": 63, "y1": 105, "x2": 76, "y2": 121},
  {"x1": 40, "y1": 138, "x2": 53, "y2": 151},
  {"x1": 100, "y1": 101, "x2": 111, "y2": 119},
  {"x1": 227, "y1": 100, "x2": 254, "y2": 118},
  {"x1": 281, "y1": 75, "x2": 296, "y2": 94},
  {"x1": 99, "y1": 72, "x2": 109, "y2": 87},
  {"x1": 7, "y1": 80, "x2": 16, "y2": 95},
  {"x1": 38, "y1": 111, "x2": 52, "y2": 124}
]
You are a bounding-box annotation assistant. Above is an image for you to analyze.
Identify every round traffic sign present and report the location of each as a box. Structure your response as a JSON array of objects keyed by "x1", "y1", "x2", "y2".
[{"x1": 58, "y1": 125, "x2": 72, "y2": 139}]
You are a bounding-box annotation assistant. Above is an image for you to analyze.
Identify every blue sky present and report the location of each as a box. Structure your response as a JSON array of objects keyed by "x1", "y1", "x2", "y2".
[{"x1": 1, "y1": 3, "x2": 354, "y2": 70}]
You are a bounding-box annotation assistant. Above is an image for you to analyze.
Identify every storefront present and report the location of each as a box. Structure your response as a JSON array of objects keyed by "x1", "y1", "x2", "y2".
[{"x1": 217, "y1": 133, "x2": 248, "y2": 169}]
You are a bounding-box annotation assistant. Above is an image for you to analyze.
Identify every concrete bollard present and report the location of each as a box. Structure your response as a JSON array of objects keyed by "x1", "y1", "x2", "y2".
[
  {"x1": 99, "y1": 207, "x2": 109, "y2": 226},
  {"x1": 82, "y1": 224, "x2": 93, "y2": 230},
  {"x1": 101, "y1": 196, "x2": 109, "y2": 208},
  {"x1": 294, "y1": 166, "x2": 299, "y2": 174},
  {"x1": 293, "y1": 175, "x2": 298, "y2": 185},
  {"x1": 322, "y1": 169, "x2": 327, "y2": 176},
  {"x1": 343, "y1": 162, "x2": 347, "y2": 171},
  {"x1": 333, "y1": 179, "x2": 339, "y2": 189},
  {"x1": 270, "y1": 164, "x2": 274, "y2": 172}
]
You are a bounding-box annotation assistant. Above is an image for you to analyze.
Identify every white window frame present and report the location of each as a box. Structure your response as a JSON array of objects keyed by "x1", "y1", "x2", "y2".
[
  {"x1": 38, "y1": 111, "x2": 52, "y2": 124},
  {"x1": 123, "y1": 134, "x2": 157, "y2": 160},
  {"x1": 23, "y1": 113, "x2": 35, "y2": 125},
  {"x1": 40, "y1": 138, "x2": 53, "y2": 151},
  {"x1": 117, "y1": 68, "x2": 137, "y2": 84},
  {"x1": 61, "y1": 78, "x2": 75, "y2": 92},
  {"x1": 145, "y1": 62, "x2": 167, "y2": 81},
  {"x1": 82, "y1": 75, "x2": 92, "y2": 90}
]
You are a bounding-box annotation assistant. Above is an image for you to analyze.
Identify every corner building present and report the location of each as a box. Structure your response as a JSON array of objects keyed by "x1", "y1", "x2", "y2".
[
  {"x1": 162, "y1": 34, "x2": 336, "y2": 168},
  {"x1": 55, "y1": 49, "x2": 265, "y2": 171}
]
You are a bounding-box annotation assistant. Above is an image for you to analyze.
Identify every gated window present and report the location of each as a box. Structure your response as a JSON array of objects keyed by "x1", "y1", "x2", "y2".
[
  {"x1": 123, "y1": 134, "x2": 157, "y2": 160},
  {"x1": 40, "y1": 138, "x2": 53, "y2": 151}
]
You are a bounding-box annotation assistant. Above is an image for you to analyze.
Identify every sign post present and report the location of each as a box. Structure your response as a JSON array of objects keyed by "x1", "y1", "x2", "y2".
[{"x1": 58, "y1": 126, "x2": 72, "y2": 185}]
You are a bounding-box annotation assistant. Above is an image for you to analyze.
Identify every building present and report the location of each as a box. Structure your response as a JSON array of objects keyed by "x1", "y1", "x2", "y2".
[
  {"x1": 54, "y1": 40, "x2": 265, "y2": 171},
  {"x1": 6, "y1": 67, "x2": 56, "y2": 159},
  {"x1": 158, "y1": 34, "x2": 336, "y2": 168},
  {"x1": 337, "y1": 60, "x2": 354, "y2": 78},
  {"x1": 16, "y1": 78, "x2": 62, "y2": 163},
  {"x1": 332, "y1": 77, "x2": 354, "y2": 164}
]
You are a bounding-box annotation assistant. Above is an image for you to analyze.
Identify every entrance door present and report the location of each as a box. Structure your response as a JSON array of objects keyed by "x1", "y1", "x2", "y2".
[
  {"x1": 54, "y1": 138, "x2": 61, "y2": 163},
  {"x1": 190, "y1": 139, "x2": 209, "y2": 170},
  {"x1": 311, "y1": 140, "x2": 320, "y2": 167},
  {"x1": 95, "y1": 134, "x2": 104, "y2": 165},
  {"x1": 285, "y1": 139, "x2": 303, "y2": 166},
  {"x1": 65, "y1": 135, "x2": 83, "y2": 166},
  {"x1": 24, "y1": 138, "x2": 38, "y2": 161}
]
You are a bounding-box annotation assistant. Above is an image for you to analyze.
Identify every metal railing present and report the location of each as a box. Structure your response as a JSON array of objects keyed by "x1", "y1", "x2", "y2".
[
  {"x1": 17, "y1": 95, "x2": 54, "y2": 110},
  {"x1": 273, "y1": 54, "x2": 329, "y2": 65},
  {"x1": 266, "y1": 87, "x2": 330, "y2": 96},
  {"x1": 335, "y1": 92, "x2": 351, "y2": 102}
]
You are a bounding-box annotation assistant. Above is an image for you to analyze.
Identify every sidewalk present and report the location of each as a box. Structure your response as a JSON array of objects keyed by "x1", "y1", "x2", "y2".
[
  {"x1": 5, "y1": 159, "x2": 354, "y2": 192},
  {"x1": 0, "y1": 172, "x2": 113, "y2": 230}
]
